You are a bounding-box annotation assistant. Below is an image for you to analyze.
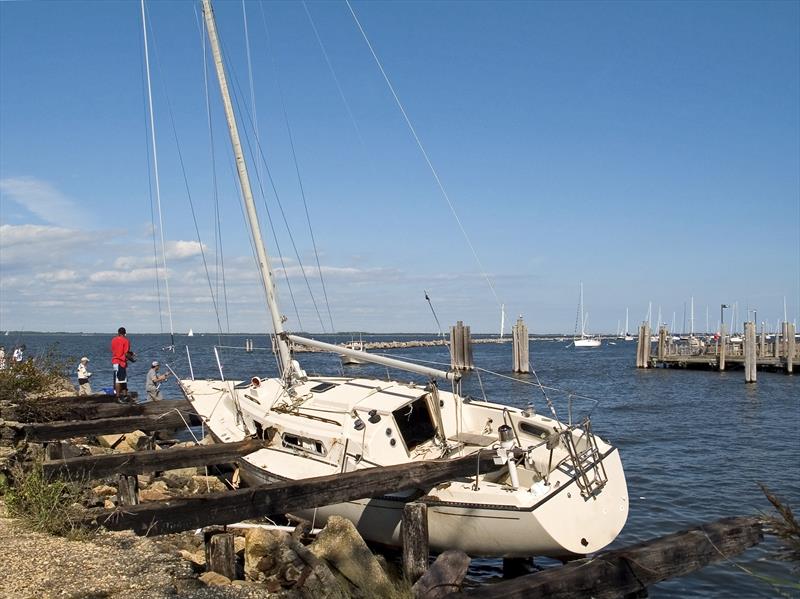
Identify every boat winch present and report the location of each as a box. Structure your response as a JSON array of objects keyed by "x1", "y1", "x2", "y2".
[{"x1": 494, "y1": 424, "x2": 521, "y2": 489}]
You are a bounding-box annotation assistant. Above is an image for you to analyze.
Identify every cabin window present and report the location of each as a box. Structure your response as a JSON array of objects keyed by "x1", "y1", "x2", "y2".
[
  {"x1": 393, "y1": 396, "x2": 437, "y2": 451},
  {"x1": 311, "y1": 382, "x2": 337, "y2": 393},
  {"x1": 520, "y1": 422, "x2": 549, "y2": 439},
  {"x1": 282, "y1": 433, "x2": 326, "y2": 456}
]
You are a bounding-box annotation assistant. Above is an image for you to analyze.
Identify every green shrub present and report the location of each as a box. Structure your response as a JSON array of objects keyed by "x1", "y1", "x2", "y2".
[
  {"x1": 3, "y1": 461, "x2": 88, "y2": 538},
  {"x1": 0, "y1": 346, "x2": 74, "y2": 402}
]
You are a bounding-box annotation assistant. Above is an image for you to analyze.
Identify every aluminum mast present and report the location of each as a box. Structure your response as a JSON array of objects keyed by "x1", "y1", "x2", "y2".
[{"x1": 201, "y1": 0, "x2": 291, "y2": 376}]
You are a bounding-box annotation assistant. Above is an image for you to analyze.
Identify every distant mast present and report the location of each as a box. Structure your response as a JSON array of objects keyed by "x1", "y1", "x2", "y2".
[
  {"x1": 201, "y1": 0, "x2": 291, "y2": 376},
  {"x1": 500, "y1": 304, "x2": 506, "y2": 339}
]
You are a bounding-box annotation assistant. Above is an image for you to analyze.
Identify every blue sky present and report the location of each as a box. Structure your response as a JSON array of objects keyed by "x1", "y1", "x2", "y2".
[{"x1": 1, "y1": 0, "x2": 798, "y2": 334}]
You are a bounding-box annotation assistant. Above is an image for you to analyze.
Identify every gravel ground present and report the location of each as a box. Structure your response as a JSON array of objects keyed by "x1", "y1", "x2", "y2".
[{"x1": 0, "y1": 502, "x2": 275, "y2": 599}]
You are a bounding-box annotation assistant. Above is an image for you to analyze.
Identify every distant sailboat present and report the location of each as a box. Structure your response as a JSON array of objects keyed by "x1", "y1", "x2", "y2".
[
  {"x1": 187, "y1": 329, "x2": 194, "y2": 337},
  {"x1": 574, "y1": 283, "x2": 601, "y2": 348}
]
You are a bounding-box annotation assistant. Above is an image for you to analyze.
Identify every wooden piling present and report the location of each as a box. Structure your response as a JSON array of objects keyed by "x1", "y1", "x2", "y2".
[
  {"x1": 117, "y1": 473, "x2": 139, "y2": 506},
  {"x1": 744, "y1": 322, "x2": 756, "y2": 383},
  {"x1": 718, "y1": 324, "x2": 727, "y2": 371},
  {"x1": 786, "y1": 322, "x2": 795, "y2": 374},
  {"x1": 204, "y1": 528, "x2": 236, "y2": 580},
  {"x1": 636, "y1": 323, "x2": 651, "y2": 368},
  {"x1": 512, "y1": 317, "x2": 529, "y2": 374},
  {"x1": 774, "y1": 326, "x2": 782, "y2": 360},
  {"x1": 759, "y1": 324, "x2": 766, "y2": 357},
  {"x1": 657, "y1": 326, "x2": 667, "y2": 361},
  {"x1": 402, "y1": 502, "x2": 429, "y2": 584},
  {"x1": 450, "y1": 321, "x2": 473, "y2": 371}
]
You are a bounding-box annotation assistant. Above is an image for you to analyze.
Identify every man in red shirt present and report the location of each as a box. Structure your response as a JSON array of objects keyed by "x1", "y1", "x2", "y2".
[{"x1": 111, "y1": 327, "x2": 130, "y2": 400}]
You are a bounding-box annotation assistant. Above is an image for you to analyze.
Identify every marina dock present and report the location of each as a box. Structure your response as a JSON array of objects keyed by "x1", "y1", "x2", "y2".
[{"x1": 636, "y1": 321, "x2": 797, "y2": 378}]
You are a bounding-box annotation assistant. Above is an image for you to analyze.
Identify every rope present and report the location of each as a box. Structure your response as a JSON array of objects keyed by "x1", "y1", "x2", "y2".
[
  {"x1": 345, "y1": 0, "x2": 502, "y2": 309},
  {"x1": 259, "y1": 3, "x2": 336, "y2": 334},
  {"x1": 218, "y1": 38, "x2": 326, "y2": 332},
  {"x1": 140, "y1": 0, "x2": 175, "y2": 347},
  {"x1": 146, "y1": 14, "x2": 225, "y2": 339}
]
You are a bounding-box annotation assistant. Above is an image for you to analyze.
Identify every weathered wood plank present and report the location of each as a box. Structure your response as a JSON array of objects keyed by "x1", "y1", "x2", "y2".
[
  {"x1": 450, "y1": 516, "x2": 762, "y2": 599},
  {"x1": 205, "y1": 529, "x2": 236, "y2": 580},
  {"x1": 43, "y1": 438, "x2": 267, "y2": 480},
  {"x1": 117, "y1": 473, "x2": 140, "y2": 506},
  {"x1": 84, "y1": 450, "x2": 503, "y2": 536},
  {"x1": 23, "y1": 411, "x2": 203, "y2": 442},
  {"x1": 402, "y1": 501, "x2": 429, "y2": 584},
  {"x1": 3, "y1": 398, "x2": 193, "y2": 423}
]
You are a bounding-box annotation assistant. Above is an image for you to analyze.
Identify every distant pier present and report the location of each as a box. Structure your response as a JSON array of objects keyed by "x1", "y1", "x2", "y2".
[{"x1": 635, "y1": 321, "x2": 797, "y2": 379}]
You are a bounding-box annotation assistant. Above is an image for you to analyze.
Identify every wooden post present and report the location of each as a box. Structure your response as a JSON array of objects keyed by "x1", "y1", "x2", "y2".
[
  {"x1": 450, "y1": 321, "x2": 473, "y2": 370},
  {"x1": 774, "y1": 325, "x2": 782, "y2": 360},
  {"x1": 204, "y1": 528, "x2": 236, "y2": 580},
  {"x1": 117, "y1": 473, "x2": 139, "y2": 506},
  {"x1": 512, "y1": 317, "x2": 529, "y2": 373},
  {"x1": 45, "y1": 441, "x2": 63, "y2": 461},
  {"x1": 657, "y1": 326, "x2": 667, "y2": 361},
  {"x1": 718, "y1": 324, "x2": 727, "y2": 371},
  {"x1": 759, "y1": 323, "x2": 766, "y2": 357},
  {"x1": 787, "y1": 322, "x2": 795, "y2": 374},
  {"x1": 744, "y1": 322, "x2": 756, "y2": 383},
  {"x1": 636, "y1": 323, "x2": 650, "y2": 369},
  {"x1": 402, "y1": 502, "x2": 429, "y2": 584}
]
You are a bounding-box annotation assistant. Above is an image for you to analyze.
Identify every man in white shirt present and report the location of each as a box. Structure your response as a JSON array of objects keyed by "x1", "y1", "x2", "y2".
[{"x1": 77, "y1": 357, "x2": 92, "y2": 396}]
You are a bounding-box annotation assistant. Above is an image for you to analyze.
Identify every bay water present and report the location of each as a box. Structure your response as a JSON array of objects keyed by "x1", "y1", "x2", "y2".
[{"x1": 7, "y1": 332, "x2": 798, "y2": 597}]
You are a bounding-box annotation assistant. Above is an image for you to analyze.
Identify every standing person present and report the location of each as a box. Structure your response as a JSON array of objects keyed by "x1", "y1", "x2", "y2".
[
  {"x1": 77, "y1": 357, "x2": 92, "y2": 395},
  {"x1": 145, "y1": 361, "x2": 169, "y2": 402},
  {"x1": 111, "y1": 327, "x2": 130, "y2": 401}
]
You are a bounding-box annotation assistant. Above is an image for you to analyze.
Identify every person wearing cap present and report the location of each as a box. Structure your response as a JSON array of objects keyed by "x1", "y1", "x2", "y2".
[
  {"x1": 145, "y1": 360, "x2": 169, "y2": 402},
  {"x1": 111, "y1": 326, "x2": 131, "y2": 401},
  {"x1": 76, "y1": 357, "x2": 92, "y2": 396}
]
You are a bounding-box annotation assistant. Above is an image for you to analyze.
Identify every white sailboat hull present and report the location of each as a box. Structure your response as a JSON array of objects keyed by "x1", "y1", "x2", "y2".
[
  {"x1": 574, "y1": 338, "x2": 602, "y2": 348},
  {"x1": 181, "y1": 375, "x2": 628, "y2": 558}
]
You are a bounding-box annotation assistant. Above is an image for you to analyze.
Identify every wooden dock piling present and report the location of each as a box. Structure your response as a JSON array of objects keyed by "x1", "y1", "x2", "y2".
[
  {"x1": 636, "y1": 323, "x2": 651, "y2": 368},
  {"x1": 205, "y1": 528, "x2": 236, "y2": 580},
  {"x1": 718, "y1": 324, "x2": 727, "y2": 371},
  {"x1": 511, "y1": 317, "x2": 529, "y2": 374},
  {"x1": 744, "y1": 321, "x2": 757, "y2": 383},
  {"x1": 786, "y1": 322, "x2": 795, "y2": 374},
  {"x1": 657, "y1": 326, "x2": 667, "y2": 361},
  {"x1": 449, "y1": 321, "x2": 474, "y2": 371}
]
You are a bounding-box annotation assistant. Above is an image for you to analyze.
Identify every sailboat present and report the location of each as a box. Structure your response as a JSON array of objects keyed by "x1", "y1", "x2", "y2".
[
  {"x1": 187, "y1": 328, "x2": 194, "y2": 337},
  {"x1": 573, "y1": 283, "x2": 602, "y2": 348},
  {"x1": 623, "y1": 308, "x2": 633, "y2": 341},
  {"x1": 339, "y1": 336, "x2": 367, "y2": 366},
  {"x1": 177, "y1": 0, "x2": 627, "y2": 558}
]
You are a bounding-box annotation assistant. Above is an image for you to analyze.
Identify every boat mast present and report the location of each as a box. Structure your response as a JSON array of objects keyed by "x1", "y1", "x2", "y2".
[
  {"x1": 625, "y1": 307, "x2": 629, "y2": 336},
  {"x1": 201, "y1": 0, "x2": 291, "y2": 376},
  {"x1": 579, "y1": 283, "x2": 585, "y2": 338}
]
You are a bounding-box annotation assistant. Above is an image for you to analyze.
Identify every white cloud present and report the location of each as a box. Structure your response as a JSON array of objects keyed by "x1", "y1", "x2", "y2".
[
  {"x1": 165, "y1": 240, "x2": 206, "y2": 260},
  {"x1": 0, "y1": 177, "x2": 82, "y2": 227},
  {"x1": 89, "y1": 268, "x2": 159, "y2": 284},
  {"x1": 35, "y1": 270, "x2": 78, "y2": 283}
]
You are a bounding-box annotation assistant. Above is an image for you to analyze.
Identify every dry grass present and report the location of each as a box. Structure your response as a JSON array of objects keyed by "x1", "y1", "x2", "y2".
[{"x1": 759, "y1": 482, "x2": 800, "y2": 567}]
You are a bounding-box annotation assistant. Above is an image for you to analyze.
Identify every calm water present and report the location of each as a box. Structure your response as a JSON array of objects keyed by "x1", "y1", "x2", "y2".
[{"x1": 9, "y1": 332, "x2": 799, "y2": 597}]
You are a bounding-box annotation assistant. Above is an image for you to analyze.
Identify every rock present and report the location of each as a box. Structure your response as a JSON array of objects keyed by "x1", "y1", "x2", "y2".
[
  {"x1": 199, "y1": 571, "x2": 231, "y2": 586},
  {"x1": 139, "y1": 487, "x2": 171, "y2": 502},
  {"x1": 156, "y1": 473, "x2": 192, "y2": 489},
  {"x1": 87, "y1": 445, "x2": 110, "y2": 456},
  {"x1": 244, "y1": 528, "x2": 288, "y2": 581},
  {"x1": 179, "y1": 549, "x2": 206, "y2": 569},
  {"x1": 188, "y1": 475, "x2": 228, "y2": 494},
  {"x1": 92, "y1": 484, "x2": 118, "y2": 497},
  {"x1": 97, "y1": 433, "x2": 125, "y2": 449},
  {"x1": 234, "y1": 536, "x2": 246, "y2": 556},
  {"x1": 411, "y1": 550, "x2": 470, "y2": 599},
  {"x1": 124, "y1": 430, "x2": 150, "y2": 451},
  {"x1": 309, "y1": 516, "x2": 393, "y2": 597},
  {"x1": 103, "y1": 498, "x2": 116, "y2": 510},
  {"x1": 163, "y1": 466, "x2": 200, "y2": 478}
]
